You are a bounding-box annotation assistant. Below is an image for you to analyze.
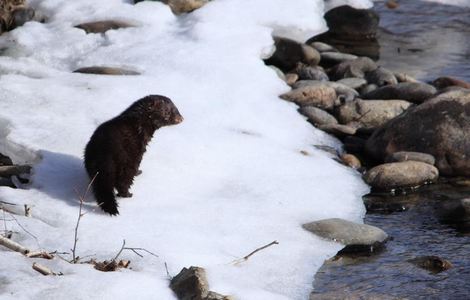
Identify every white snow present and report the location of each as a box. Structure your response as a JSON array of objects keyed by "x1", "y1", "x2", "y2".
[{"x1": 0, "y1": 0, "x2": 369, "y2": 299}]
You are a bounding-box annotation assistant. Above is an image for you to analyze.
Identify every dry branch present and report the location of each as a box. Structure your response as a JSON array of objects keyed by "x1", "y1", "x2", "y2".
[
  {"x1": 232, "y1": 240, "x2": 279, "y2": 265},
  {"x1": 32, "y1": 262, "x2": 54, "y2": 276},
  {"x1": 0, "y1": 235, "x2": 30, "y2": 254}
]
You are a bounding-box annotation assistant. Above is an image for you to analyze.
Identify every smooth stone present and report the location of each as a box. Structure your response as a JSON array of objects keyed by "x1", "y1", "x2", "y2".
[
  {"x1": 309, "y1": 41, "x2": 337, "y2": 52},
  {"x1": 293, "y1": 80, "x2": 358, "y2": 102},
  {"x1": 385, "y1": 151, "x2": 436, "y2": 165},
  {"x1": 321, "y1": 52, "x2": 357, "y2": 64},
  {"x1": 432, "y1": 76, "x2": 470, "y2": 90},
  {"x1": 340, "y1": 153, "x2": 361, "y2": 169},
  {"x1": 303, "y1": 218, "x2": 388, "y2": 246},
  {"x1": 365, "y1": 67, "x2": 398, "y2": 86},
  {"x1": 285, "y1": 73, "x2": 298, "y2": 86},
  {"x1": 363, "y1": 161, "x2": 439, "y2": 190},
  {"x1": 362, "y1": 82, "x2": 437, "y2": 103},
  {"x1": 73, "y1": 67, "x2": 140, "y2": 75},
  {"x1": 75, "y1": 20, "x2": 134, "y2": 34},
  {"x1": 337, "y1": 99, "x2": 412, "y2": 129},
  {"x1": 318, "y1": 124, "x2": 356, "y2": 137},
  {"x1": 280, "y1": 85, "x2": 337, "y2": 109},
  {"x1": 436, "y1": 198, "x2": 470, "y2": 223},
  {"x1": 298, "y1": 106, "x2": 338, "y2": 126},
  {"x1": 268, "y1": 65, "x2": 285, "y2": 81},
  {"x1": 336, "y1": 78, "x2": 367, "y2": 90},
  {"x1": 365, "y1": 89, "x2": 470, "y2": 176},
  {"x1": 135, "y1": 0, "x2": 209, "y2": 14},
  {"x1": 265, "y1": 37, "x2": 319, "y2": 72},
  {"x1": 360, "y1": 83, "x2": 378, "y2": 95},
  {"x1": 301, "y1": 44, "x2": 322, "y2": 66},
  {"x1": 408, "y1": 256, "x2": 453, "y2": 274},
  {"x1": 319, "y1": 5, "x2": 379, "y2": 37},
  {"x1": 330, "y1": 57, "x2": 378, "y2": 80},
  {"x1": 394, "y1": 72, "x2": 419, "y2": 83},
  {"x1": 295, "y1": 64, "x2": 328, "y2": 81}
]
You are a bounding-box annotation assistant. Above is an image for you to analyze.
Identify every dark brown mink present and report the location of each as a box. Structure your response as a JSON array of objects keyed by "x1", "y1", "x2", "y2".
[{"x1": 84, "y1": 95, "x2": 183, "y2": 215}]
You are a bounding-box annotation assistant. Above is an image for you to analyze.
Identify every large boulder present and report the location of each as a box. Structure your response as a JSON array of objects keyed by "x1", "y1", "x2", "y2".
[{"x1": 365, "y1": 90, "x2": 470, "y2": 176}]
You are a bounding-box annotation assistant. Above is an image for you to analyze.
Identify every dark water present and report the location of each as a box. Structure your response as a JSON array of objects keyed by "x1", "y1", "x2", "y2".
[{"x1": 312, "y1": 1, "x2": 470, "y2": 299}]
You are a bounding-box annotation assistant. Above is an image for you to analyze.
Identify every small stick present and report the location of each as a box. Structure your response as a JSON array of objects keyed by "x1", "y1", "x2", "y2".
[
  {"x1": 24, "y1": 205, "x2": 31, "y2": 217},
  {"x1": 164, "y1": 262, "x2": 172, "y2": 280},
  {"x1": 26, "y1": 251, "x2": 54, "y2": 259},
  {"x1": 0, "y1": 200, "x2": 16, "y2": 206},
  {"x1": 232, "y1": 240, "x2": 279, "y2": 265},
  {"x1": 32, "y1": 262, "x2": 54, "y2": 276},
  {"x1": 112, "y1": 239, "x2": 126, "y2": 262},
  {"x1": 0, "y1": 235, "x2": 30, "y2": 254}
]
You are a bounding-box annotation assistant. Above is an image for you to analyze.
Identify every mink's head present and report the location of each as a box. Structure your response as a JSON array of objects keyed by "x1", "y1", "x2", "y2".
[{"x1": 123, "y1": 95, "x2": 183, "y2": 128}]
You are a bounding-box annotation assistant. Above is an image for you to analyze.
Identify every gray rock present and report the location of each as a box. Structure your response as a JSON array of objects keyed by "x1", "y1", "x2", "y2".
[
  {"x1": 362, "y1": 82, "x2": 436, "y2": 103},
  {"x1": 73, "y1": 67, "x2": 140, "y2": 75},
  {"x1": 295, "y1": 64, "x2": 328, "y2": 81},
  {"x1": 293, "y1": 80, "x2": 358, "y2": 102},
  {"x1": 303, "y1": 218, "x2": 388, "y2": 246},
  {"x1": 385, "y1": 151, "x2": 435, "y2": 165},
  {"x1": 285, "y1": 73, "x2": 298, "y2": 86},
  {"x1": 301, "y1": 44, "x2": 322, "y2": 66},
  {"x1": 170, "y1": 266, "x2": 232, "y2": 300},
  {"x1": 394, "y1": 72, "x2": 419, "y2": 83},
  {"x1": 318, "y1": 124, "x2": 356, "y2": 137},
  {"x1": 298, "y1": 106, "x2": 338, "y2": 126},
  {"x1": 408, "y1": 256, "x2": 452, "y2": 274},
  {"x1": 75, "y1": 20, "x2": 134, "y2": 34},
  {"x1": 336, "y1": 78, "x2": 367, "y2": 90},
  {"x1": 330, "y1": 57, "x2": 378, "y2": 80},
  {"x1": 340, "y1": 153, "x2": 361, "y2": 169},
  {"x1": 321, "y1": 52, "x2": 357, "y2": 64},
  {"x1": 280, "y1": 85, "x2": 337, "y2": 109},
  {"x1": 337, "y1": 99, "x2": 412, "y2": 129},
  {"x1": 365, "y1": 89, "x2": 470, "y2": 176},
  {"x1": 436, "y1": 198, "x2": 470, "y2": 223},
  {"x1": 365, "y1": 67, "x2": 398, "y2": 86},
  {"x1": 360, "y1": 83, "x2": 378, "y2": 95},
  {"x1": 310, "y1": 41, "x2": 337, "y2": 52},
  {"x1": 363, "y1": 161, "x2": 439, "y2": 190}
]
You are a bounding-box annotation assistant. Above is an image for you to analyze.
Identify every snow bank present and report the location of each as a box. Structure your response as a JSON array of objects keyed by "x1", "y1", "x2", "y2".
[{"x1": 0, "y1": 0, "x2": 369, "y2": 299}]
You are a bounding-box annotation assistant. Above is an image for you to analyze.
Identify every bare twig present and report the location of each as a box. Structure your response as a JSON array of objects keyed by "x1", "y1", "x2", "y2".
[
  {"x1": 112, "y1": 239, "x2": 126, "y2": 262},
  {"x1": 24, "y1": 205, "x2": 31, "y2": 217},
  {"x1": 0, "y1": 235, "x2": 30, "y2": 254},
  {"x1": 165, "y1": 262, "x2": 172, "y2": 280},
  {"x1": 26, "y1": 251, "x2": 54, "y2": 259},
  {"x1": 6, "y1": 212, "x2": 38, "y2": 244},
  {"x1": 0, "y1": 200, "x2": 16, "y2": 206},
  {"x1": 32, "y1": 262, "x2": 55, "y2": 276},
  {"x1": 232, "y1": 240, "x2": 279, "y2": 265},
  {"x1": 71, "y1": 173, "x2": 98, "y2": 263},
  {"x1": 123, "y1": 246, "x2": 159, "y2": 258}
]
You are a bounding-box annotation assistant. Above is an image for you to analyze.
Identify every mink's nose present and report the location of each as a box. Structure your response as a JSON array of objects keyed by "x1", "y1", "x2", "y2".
[{"x1": 174, "y1": 115, "x2": 184, "y2": 124}]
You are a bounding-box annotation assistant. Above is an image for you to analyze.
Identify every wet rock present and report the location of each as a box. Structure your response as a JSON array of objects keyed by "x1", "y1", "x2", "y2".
[
  {"x1": 320, "y1": 52, "x2": 357, "y2": 65},
  {"x1": 336, "y1": 78, "x2": 367, "y2": 90},
  {"x1": 310, "y1": 41, "x2": 337, "y2": 53},
  {"x1": 337, "y1": 99, "x2": 412, "y2": 129},
  {"x1": 432, "y1": 76, "x2": 470, "y2": 90},
  {"x1": 436, "y1": 198, "x2": 470, "y2": 224},
  {"x1": 330, "y1": 57, "x2": 378, "y2": 80},
  {"x1": 385, "y1": 151, "x2": 435, "y2": 165},
  {"x1": 362, "y1": 82, "x2": 437, "y2": 103},
  {"x1": 365, "y1": 67, "x2": 398, "y2": 86},
  {"x1": 408, "y1": 256, "x2": 452, "y2": 274},
  {"x1": 285, "y1": 73, "x2": 298, "y2": 86},
  {"x1": 363, "y1": 161, "x2": 439, "y2": 190},
  {"x1": 280, "y1": 85, "x2": 337, "y2": 109},
  {"x1": 308, "y1": 6, "x2": 380, "y2": 59},
  {"x1": 310, "y1": 291, "x2": 406, "y2": 300},
  {"x1": 360, "y1": 83, "x2": 378, "y2": 95},
  {"x1": 394, "y1": 72, "x2": 419, "y2": 83},
  {"x1": 298, "y1": 106, "x2": 338, "y2": 126},
  {"x1": 265, "y1": 37, "x2": 320, "y2": 72},
  {"x1": 364, "y1": 193, "x2": 420, "y2": 214},
  {"x1": 73, "y1": 67, "x2": 140, "y2": 75},
  {"x1": 303, "y1": 218, "x2": 388, "y2": 248},
  {"x1": 365, "y1": 89, "x2": 470, "y2": 176},
  {"x1": 75, "y1": 20, "x2": 134, "y2": 34},
  {"x1": 318, "y1": 124, "x2": 356, "y2": 137},
  {"x1": 135, "y1": 0, "x2": 209, "y2": 14},
  {"x1": 293, "y1": 80, "x2": 358, "y2": 102},
  {"x1": 340, "y1": 154, "x2": 361, "y2": 169},
  {"x1": 295, "y1": 63, "x2": 328, "y2": 81},
  {"x1": 170, "y1": 266, "x2": 232, "y2": 300}
]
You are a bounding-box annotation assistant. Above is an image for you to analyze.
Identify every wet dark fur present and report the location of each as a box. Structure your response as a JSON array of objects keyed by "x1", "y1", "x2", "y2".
[{"x1": 84, "y1": 95, "x2": 183, "y2": 215}]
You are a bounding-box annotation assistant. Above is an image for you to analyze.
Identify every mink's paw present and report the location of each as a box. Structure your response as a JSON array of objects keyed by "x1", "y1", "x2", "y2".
[{"x1": 99, "y1": 201, "x2": 119, "y2": 216}]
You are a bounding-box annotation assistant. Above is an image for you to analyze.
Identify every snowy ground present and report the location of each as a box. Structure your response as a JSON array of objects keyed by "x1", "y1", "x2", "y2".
[{"x1": 0, "y1": 1, "x2": 373, "y2": 299}]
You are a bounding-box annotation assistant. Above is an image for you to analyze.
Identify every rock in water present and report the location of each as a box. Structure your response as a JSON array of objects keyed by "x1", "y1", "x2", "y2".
[
  {"x1": 362, "y1": 82, "x2": 436, "y2": 103},
  {"x1": 303, "y1": 218, "x2": 388, "y2": 251},
  {"x1": 365, "y1": 89, "x2": 470, "y2": 176},
  {"x1": 363, "y1": 161, "x2": 439, "y2": 190},
  {"x1": 408, "y1": 256, "x2": 453, "y2": 274}
]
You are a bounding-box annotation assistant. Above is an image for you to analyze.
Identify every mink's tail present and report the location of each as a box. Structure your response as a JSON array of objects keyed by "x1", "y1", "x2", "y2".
[{"x1": 91, "y1": 172, "x2": 119, "y2": 216}]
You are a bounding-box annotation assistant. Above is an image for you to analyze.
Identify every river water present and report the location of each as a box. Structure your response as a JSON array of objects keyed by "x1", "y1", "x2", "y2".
[{"x1": 312, "y1": 1, "x2": 470, "y2": 299}]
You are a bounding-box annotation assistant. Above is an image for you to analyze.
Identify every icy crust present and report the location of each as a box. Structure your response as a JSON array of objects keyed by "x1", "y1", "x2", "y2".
[{"x1": 0, "y1": 0, "x2": 368, "y2": 299}]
